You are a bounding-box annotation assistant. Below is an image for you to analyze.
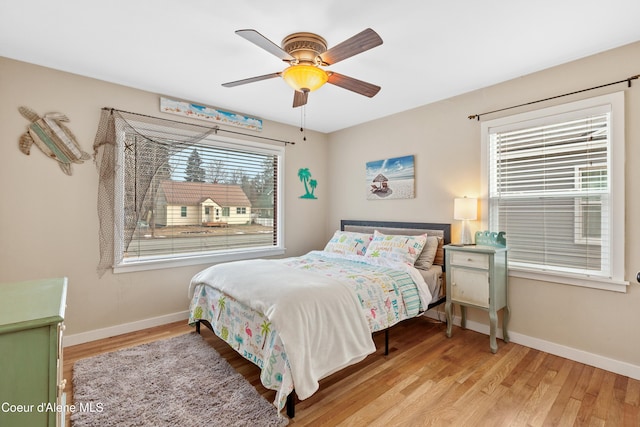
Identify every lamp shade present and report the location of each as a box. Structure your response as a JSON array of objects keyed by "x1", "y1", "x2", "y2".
[
  {"x1": 454, "y1": 197, "x2": 477, "y2": 220},
  {"x1": 282, "y1": 65, "x2": 328, "y2": 92}
]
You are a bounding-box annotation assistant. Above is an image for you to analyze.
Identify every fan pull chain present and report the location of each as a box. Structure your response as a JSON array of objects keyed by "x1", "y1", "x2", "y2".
[{"x1": 300, "y1": 105, "x2": 307, "y2": 141}]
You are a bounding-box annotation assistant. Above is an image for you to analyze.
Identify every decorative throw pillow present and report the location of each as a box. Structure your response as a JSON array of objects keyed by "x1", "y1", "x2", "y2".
[
  {"x1": 414, "y1": 236, "x2": 442, "y2": 270},
  {"x1": 432, "y1": 237, "x2": 445, "y2": 267},
  {"x1": 365, "y1": 230, "x2": 428, "y2": 265},
  {"x1": 323, "y1": 231, "x2": 372, "y2": 256}
]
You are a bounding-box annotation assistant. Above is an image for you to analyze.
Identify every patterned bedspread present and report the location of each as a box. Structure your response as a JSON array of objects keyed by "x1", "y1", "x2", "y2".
[{"x1": 188, "y1": 250, "x2": 430, "y2": 411}]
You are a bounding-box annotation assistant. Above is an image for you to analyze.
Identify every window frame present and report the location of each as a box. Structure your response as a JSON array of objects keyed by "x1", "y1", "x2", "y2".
[
  {"x1": 480, "y1": 92, "x2": 627, "y2": 292},
  {"x1": 112, "y1": 120, "x2": 286, "y2": 273}
]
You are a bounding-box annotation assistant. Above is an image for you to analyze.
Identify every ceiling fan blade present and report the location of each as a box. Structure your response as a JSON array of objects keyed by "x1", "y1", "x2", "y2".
[
  {"x1": 236, "y1": 29, "x2": 295, "y2": 62},
  {"x1": 320, "y1": 28, "x2": 383, "y2": 65},
  {"x1": 222, "y1": 72, "x2": 281, "y2": 88},
  {"x1": 327, "y1": 72, "x2": 381, "y2": 98},
  {"x1": 293, "y1": 90, "x2": 308, "y2": 108}
]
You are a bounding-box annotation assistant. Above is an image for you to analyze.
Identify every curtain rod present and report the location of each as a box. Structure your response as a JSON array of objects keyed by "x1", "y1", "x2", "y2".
[
  {"x1": 468, "y1": 74, "x2": 639, "y2": 121},
  {"x1": 102, "y1": 107, "x2": 295, "y2": 145}
]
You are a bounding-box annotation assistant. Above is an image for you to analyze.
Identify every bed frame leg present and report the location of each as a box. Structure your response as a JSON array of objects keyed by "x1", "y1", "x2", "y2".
[
  {"x1": 195, "y1": 320, "x2": 201, "y2": 334},
  {"x1": 384, "y1": 329, "x2": 389, "y2": 356},
  {"x1": 286, "y1": 391, "x2": 295, "y2": 418}
]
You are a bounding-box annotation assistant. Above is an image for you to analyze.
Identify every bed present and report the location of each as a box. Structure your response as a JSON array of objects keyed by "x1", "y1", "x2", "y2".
[{"x1": 188, "y1": 220, "x2": 451, "y2": 418}]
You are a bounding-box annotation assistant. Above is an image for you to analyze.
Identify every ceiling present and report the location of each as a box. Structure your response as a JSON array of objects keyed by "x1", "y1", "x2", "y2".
[{"x1": 2, "y1": 1, "x2": 639, "y2": 133}]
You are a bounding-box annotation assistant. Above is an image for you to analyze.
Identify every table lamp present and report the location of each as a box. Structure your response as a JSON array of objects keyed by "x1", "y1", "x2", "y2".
[{"x1": 454, "y1": 197, "x2": 477, "y2": 245}]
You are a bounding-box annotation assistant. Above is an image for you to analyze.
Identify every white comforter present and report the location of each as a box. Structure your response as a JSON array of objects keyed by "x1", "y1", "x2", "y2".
[{"x1": 189, "y1": 258, "x2": 377, "y2": 400}]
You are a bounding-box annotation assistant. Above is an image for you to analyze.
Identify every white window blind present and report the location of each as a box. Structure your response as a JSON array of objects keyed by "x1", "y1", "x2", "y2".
[{"x1": 482, "y1": 92, "x2": 627, "y2": 291}]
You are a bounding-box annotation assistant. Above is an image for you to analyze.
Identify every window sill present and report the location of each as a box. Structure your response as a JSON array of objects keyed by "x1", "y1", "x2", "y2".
[
  {"x1": 509, "y1": 268, "x2": 629, "y2": 293},
  {"x1": 113, "y1": 247, "x2": 286, "y2": 274}
]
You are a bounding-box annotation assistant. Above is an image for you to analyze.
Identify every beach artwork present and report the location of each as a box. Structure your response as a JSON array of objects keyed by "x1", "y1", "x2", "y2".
[
  {"x1": 366, "y1": 155, "x2": 415, "y2": 200},
  {"x1": 160, "y1": 97, "x2": 263, "y2": 131}
]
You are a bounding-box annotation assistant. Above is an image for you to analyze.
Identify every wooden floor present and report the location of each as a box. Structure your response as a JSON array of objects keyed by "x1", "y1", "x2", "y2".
[{"x1": 63, "y1": 317, "x2": 640, "y2": 426}]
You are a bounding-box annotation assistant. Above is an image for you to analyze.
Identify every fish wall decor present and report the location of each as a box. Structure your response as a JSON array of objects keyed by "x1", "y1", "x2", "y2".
[{"x1": 18, "y1": 106, "x2": 90, "y2": 175}]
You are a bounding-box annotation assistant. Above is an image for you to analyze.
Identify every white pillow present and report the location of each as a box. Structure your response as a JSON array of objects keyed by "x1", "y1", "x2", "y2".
[
  {"x1": 323, "y1": 230, "x2": 372, "y2": 256},
  {"x1": 364, "y1": 230, "x2": 427, "y2": 265},
  {"x1": 414, "y1": 236, "x2": 441, "y2": 270}
]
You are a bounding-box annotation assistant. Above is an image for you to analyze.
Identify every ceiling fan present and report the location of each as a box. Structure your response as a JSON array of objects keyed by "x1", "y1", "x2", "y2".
[{"x1": 222, "y1": 28, "x2": 383, "y2": 108}]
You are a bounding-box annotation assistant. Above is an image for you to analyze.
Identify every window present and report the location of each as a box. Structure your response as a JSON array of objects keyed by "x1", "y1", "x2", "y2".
[
  {"x1": 481, "y1": 92, "x2": 627, "y2": 292},
  {"x1": 111, "y1": 118, "x2": 285, "y2": 273},
  {"x1": 237, "y1": 207, "x2": 246, "y2": 214}
]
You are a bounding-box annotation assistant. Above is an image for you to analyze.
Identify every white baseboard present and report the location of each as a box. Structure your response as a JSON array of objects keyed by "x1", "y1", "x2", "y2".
[
  {"x1": 63, "y1": 310, "x2": 190, "y2": 347},
  {"x1": 65, "y1": 309, "x2": 640, "y2": 381},
  {"x1": 424, "y1": 310, "x2": 640, "y2": 381}
]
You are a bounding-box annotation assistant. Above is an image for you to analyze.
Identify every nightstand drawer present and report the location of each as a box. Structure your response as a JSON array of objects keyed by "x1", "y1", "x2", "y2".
[
  {"x1": 450, "y1": 267, "x2": 490, "y2": 308},
  {"x1": 450, "y1": 251, "x2": 489, "y2": 269}
]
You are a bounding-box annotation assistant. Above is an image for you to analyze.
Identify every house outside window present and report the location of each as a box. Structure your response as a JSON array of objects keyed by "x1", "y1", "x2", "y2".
[
  {"x1": 237, "y1": 207, "x2": 246, "y2": 214},
  {"x1": 481, "y1": 92, "x2": 627, "y2": 292},
  {"x1": 575, "y1": 165, "x2": 606, "y2": 245},
  {"x1": 112, "y1": 119, "x2": 285, "y2": 273}
]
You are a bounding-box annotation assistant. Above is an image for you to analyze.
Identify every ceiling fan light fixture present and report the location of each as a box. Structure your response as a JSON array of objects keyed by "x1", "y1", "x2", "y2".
[{"x1": 282, "y1": 65, "x2": 328, "y2": 92}]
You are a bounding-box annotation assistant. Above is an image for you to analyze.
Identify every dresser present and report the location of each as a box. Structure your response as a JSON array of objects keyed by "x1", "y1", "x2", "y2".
[
  {"x1": 0, "y1": 278, "x2": 67, "y2": 427},
  {"x1": 444, "y1": 238, "x2": 509, "y2": 353}
]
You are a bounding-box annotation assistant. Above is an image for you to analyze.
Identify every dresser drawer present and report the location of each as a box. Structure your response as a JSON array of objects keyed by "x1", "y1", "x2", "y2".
[
  {"x1": 450, "y1": 250, "x2": 489, "y2": 269},
  {"x1": 0, "y1": 278, "x2": 67, "y2": 426},
  {"x1": 57, "y1": 322, "x2": 66, "y2": 400}
]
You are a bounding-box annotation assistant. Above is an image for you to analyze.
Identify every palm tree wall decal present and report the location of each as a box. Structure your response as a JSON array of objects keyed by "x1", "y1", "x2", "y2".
[
  {"x1": 297, "y1": 167, "x2": 318, "y2": 199},
  {"x1": 309, "y1": 179, "x2": 317, "y2": 197}
]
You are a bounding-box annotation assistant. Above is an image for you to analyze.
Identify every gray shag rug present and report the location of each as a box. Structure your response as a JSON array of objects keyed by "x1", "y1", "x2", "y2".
[{"x1": 71, "y1": 332, "x2": 288, "y2": 427}]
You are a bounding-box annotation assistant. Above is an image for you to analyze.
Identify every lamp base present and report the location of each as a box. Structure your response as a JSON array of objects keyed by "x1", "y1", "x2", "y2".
[{"x1": 460, "y1": 220, "x2": 473, "y2": 245}]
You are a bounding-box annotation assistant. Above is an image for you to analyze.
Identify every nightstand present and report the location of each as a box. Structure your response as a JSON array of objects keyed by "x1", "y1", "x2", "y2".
[{"x1": 444, "y1": 236, "x2": 509, "y2": 353}]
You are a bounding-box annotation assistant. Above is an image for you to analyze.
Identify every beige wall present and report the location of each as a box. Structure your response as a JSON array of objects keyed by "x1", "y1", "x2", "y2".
[
  {"x1": 327, "y1": 41, "x2": 640, "y2": 368},
  {"x1": 1, "y1": 40, "x2": 639, "y2": 373},
  {"x1": 0, "y1": 57, "x2": 329, "y2": 336}
]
